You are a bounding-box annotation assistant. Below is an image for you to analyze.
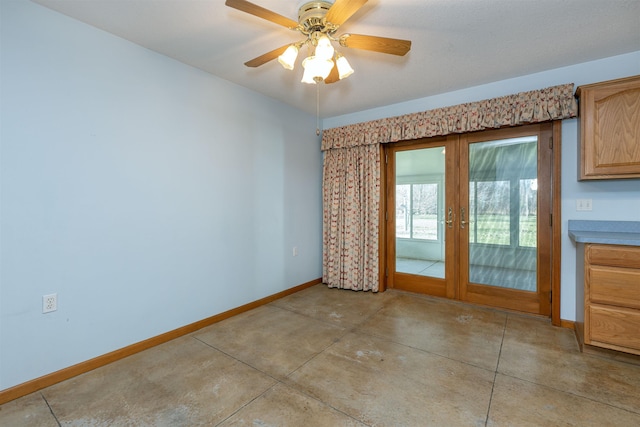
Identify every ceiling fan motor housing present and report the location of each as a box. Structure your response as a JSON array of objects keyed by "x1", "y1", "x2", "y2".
[{"x1": 298, "y1": 1, "x2": 335, "y2": 35}]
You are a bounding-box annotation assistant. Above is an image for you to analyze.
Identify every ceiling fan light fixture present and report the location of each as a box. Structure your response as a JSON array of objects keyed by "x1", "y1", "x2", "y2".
[
  {"x1": 301, "y1": 55, "x2": 334, "y2": 84},
  {"x1": 300, "y1": 60, "x2": 316, "y2": 84},
  {"x1": 336, "y1": 53, "x2": 354, "y2": 80},
  {"x1": 314, "y1": 34, "x2": 335, "y2": 61},
  {"x1": 278, "y1": 44, "x2": 299, "y2": 70},
  {"x1": 226, "y1": 0, "x2": 412, "y2": 89}
]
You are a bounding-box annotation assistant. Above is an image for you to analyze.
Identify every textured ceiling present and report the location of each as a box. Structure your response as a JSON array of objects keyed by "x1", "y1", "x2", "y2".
[{"x1": 31, "y1": 0, "x2": 640, "y2": 118}]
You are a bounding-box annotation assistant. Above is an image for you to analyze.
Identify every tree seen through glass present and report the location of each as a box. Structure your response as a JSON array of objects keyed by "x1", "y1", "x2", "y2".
[{"x1": 396, "y1": 183, "x2": 439, "y2": 240}]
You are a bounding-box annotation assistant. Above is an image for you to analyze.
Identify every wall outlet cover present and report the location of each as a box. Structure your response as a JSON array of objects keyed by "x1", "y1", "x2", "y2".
[{"x1": 43, "y1": 293, "x2": 57, "y2": 313}]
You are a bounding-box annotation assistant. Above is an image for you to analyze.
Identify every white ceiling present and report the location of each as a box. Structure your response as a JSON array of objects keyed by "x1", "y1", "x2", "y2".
[{"x1": 31, "y1": 0, "x2": 640, "y2": 118}]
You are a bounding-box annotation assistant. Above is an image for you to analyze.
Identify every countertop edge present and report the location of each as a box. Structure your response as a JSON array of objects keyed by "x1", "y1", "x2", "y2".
[{"x1": 568, "y1": 230, "x2": 640, "y2": 247}]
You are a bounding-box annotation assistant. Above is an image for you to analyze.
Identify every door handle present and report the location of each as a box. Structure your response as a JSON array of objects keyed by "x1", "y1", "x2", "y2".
[
  {"x1": 445, "y1": 207, "x2": 454, "y2": 228},
  {"x1": 460, "y1": 207, "x2": 467, "y2": 229}
]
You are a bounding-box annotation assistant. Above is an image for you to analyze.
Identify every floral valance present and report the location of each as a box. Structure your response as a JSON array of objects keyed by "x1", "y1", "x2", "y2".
[{"x1": 321, "y1": 83, "x2": 577, "y2": 151}]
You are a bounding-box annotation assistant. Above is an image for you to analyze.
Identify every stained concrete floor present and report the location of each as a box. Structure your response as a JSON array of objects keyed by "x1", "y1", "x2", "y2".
[{"x1": 2, "y1": 284, "x2": 640, "y2": 426}]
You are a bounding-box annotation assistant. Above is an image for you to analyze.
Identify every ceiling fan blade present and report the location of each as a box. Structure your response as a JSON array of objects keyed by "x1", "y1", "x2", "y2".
[
  {"x1": 325, "y1": 0, "x2": 368, "y2": 26},
  {"x1": 244, "y1": 45, "x2": 290, "y2": 67},
  {"x1": 225, "y1": 0, "x2": 299, "y2": 29},
  {"x1": 324, "y1": 62, "x2": 340, "y2": 84},
  {"x1": 340, "y1": 34, "x2": 411, "y2": 56}
]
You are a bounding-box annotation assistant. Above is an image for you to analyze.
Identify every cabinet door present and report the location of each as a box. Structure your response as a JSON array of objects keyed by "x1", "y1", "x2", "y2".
[
  {"x1": 578, "y1": 75, "x2": 640, "y2": 180},
  {"x1": 589, "y1": 305, "x2": 640, "y2": 354}
]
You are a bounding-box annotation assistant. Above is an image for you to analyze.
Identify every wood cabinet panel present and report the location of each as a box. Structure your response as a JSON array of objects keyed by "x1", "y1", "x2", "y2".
[
  {"x1": 581, "y1": 244, "x2": 640, "y2": 356},
  {"x1": 588, "y1": 244, "x2": 640, "y2": 268},
  {"x1": 589, "y1": 266, "x2": 640, "y2": 309},
  {"x1": 589, "y1": 305, "x2": 640, "y2": 354},
  {"x1": 577, "y1": 75, "x2": 640, "y2": 180}
]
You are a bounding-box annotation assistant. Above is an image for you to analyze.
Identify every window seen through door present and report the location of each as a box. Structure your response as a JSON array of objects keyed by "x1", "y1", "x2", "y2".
[
  {"x1": 396, "y1": 183, "x2": 439, "y2": 240},
  {"x1": 468, "y1": 137, "x2": 538, "y2": 249}
]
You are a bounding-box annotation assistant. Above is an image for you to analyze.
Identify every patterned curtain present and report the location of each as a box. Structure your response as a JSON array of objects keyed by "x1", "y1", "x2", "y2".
[
  {"x1": 322, "y1": 84, "x2": 577, "y2": 149},
  {"x1": 322, "y1": 144, "x2": 380, "y2": 291},
  {"x1": 321, "y1": 83, "x2": 577, "y2": 292}
]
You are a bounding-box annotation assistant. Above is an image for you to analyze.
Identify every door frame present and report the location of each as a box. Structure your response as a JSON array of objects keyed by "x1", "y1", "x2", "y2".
[{"x1": 381, "y1": 121, "x2": 562, "y2": 324}]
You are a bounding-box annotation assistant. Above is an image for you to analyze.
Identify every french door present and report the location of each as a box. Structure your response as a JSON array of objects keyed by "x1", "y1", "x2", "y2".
[{"x1": 385, "y1": 123, "x2": 554, "y2": 316}]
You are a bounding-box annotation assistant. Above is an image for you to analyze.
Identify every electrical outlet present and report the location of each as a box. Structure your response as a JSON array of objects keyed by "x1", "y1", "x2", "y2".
[
  {"x1": 293, "y1": 246, "x2": 298, "y2": 257},
  {"x1": 43, "y1": 293, "x2": 57, "y2": 313}
]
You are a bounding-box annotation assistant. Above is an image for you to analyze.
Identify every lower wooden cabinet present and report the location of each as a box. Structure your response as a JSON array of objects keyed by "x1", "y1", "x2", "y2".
[
  {"x1": 579, "y1": 244, "x2": 640, "y2": 355},
  {"x1": 589, "y1": 305, "x2": 640, "y2": 352}
]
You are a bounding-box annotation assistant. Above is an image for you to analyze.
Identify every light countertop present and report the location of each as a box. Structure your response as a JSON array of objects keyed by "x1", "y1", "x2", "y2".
[{"x1": 568, "y1": 220, "x2": 640, "y2": 247}]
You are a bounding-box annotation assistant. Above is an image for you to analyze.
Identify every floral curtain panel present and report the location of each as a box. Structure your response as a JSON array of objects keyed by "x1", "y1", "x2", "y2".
[
  {"x1": 322, "y1": 144, "x2": 380, "y2": 291},
  {"x1": 321, "y1": 84, "x2": 577, "y2": 292}
]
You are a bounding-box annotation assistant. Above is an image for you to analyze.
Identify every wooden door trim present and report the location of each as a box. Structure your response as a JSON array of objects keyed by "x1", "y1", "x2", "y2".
[
  {"x1": 446, "y1": 135, "x2": 460, "y2": 299},
  {"x1": 465, "y1": 283, "x2": 541, "y2": 314},
  {"x1": 383, "y1": 143, "x2": 396, "y2": 290},
  {"x1": 551, "y1": 120, "x2": 562, "y2": 326},
  {"x1": 537, "y1": 123, "x2": 554, "y2": 316},
  {"x1": 393, "y1": 273, "x2": 449, "y2": 297},
  {"x1": 379, "y1": 144, "x2": 387, "y2": 292}
]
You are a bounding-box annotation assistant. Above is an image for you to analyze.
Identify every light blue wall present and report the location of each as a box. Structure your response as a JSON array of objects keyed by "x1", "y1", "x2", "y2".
[
  {"x1": 325, "y1": 51, "x2": 640, "y2": 323},
  {"x1": 0, "y1": 0, "x2": 322, "y2": 390}
]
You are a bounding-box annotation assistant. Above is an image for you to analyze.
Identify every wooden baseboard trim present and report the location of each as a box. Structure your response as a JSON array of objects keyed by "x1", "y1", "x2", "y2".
[
  {"x1": 559, "y1": 319, "x2": 575, "y2": 330},
  {"x1": 0, "y1": 278, "x2": 322, "y2": 405}
]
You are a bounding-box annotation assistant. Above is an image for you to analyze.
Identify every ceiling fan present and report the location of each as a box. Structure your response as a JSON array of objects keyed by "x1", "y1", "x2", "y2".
[{"x1": 225, "y1": 0, "x2": 412, "y2": 84}]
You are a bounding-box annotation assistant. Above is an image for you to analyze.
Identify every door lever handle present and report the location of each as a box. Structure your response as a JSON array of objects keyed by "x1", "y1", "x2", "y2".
[
  {"x1": 445, "y1": 207, "x2": 454, "y2": 228},
  {"x1": 460, "y1": 207, "x2": 467, "y2": 229}
]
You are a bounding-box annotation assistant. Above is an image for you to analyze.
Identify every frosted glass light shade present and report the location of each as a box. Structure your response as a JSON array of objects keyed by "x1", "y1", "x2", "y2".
[
  {"x1": 301, "y1": 56, "x2": 334, "y2": 84},
  {"x1": 314, "y1": 35, "x2": 335, "y2": 61},
  {"x1": 336, "y1": 55, "x2": 354, "y2": 79},
  {"x1": 301, "y1": 60, "x2": 317, "y2": 84},
  {"x1": 278, "y1": 45, "x2": 299, "y2": 70}
]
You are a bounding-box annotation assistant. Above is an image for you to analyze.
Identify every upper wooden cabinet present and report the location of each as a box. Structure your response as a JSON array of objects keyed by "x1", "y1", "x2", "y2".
[{"x1": 576, "y1": 75, "x2": 640, "y2": 180}]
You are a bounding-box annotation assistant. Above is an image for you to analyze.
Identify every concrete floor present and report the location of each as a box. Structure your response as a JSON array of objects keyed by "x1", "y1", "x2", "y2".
[{"x1": 2, "y1": 284, "x2": 639, "y2": 426}]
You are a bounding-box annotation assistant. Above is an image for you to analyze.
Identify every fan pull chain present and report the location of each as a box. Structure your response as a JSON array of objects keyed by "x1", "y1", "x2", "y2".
[{"x1": 316, "y1": 81, "x2": 320, "y2": 136}]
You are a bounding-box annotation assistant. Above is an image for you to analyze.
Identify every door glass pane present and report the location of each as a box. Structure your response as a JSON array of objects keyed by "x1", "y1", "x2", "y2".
[
  {"x1": 474, "y1": 180, "x2": 510, "y2": 245},
  {"x1": 395, "y1": 147, "x2": 445, "y2": 279},
  {"x1": 519, "y1": 179, "x2": 537, "y2": 248},
  {"x1": 396, "y1": 184, "x2": 411, "y2": 238},
  {"x1": 412, "y1": 183, "x2": 439, "y2": 240},
  {"x1": 468, "y1": 137, "x2": 537, "y2": 291}
]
